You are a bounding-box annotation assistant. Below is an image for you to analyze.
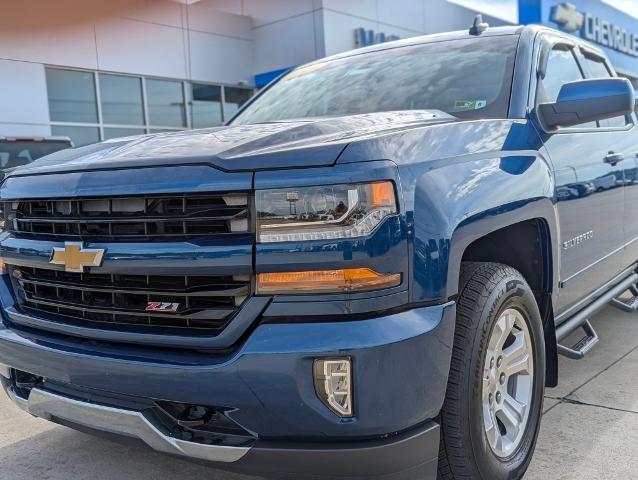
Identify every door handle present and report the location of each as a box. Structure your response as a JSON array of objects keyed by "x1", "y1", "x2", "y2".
[{"x1": 604, "y1": 152, "x2": 625, "y2": 165}]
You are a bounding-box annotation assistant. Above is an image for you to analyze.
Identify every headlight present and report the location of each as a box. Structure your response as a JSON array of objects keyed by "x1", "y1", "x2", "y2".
[{"x1": 256, "y1": 181, "x2": 397, "y2": 243}]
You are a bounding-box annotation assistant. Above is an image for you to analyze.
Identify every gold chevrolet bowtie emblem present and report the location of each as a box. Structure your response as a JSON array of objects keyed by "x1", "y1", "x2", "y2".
[{"x1": 50, "y1": 242, "x2": 106, "y2": 273}]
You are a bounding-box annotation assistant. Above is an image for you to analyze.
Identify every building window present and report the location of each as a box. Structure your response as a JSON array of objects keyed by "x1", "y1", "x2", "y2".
[
  {"x1": 46, "y1": 68, "x2": 98, "y2": 124},
  {"x1": 99, "y1": 74, "x2": 144, "y2": 126},
  {"x1": 51, "y1": 125, "x2": 100, "y2": 147},
  {"x1": 45, "y1": 67, "x2": 254, "y2": 147},
  {"x1": 224, "y1": 87, "x2": 253, "y2": 119},
  {"x1": 103, "y1": 127, "x2": 146, "y2": 140},
  {"x1": 146, "y1": 78, "x2": 187, "y2": 128},
  {"x1": 191, "y1": 83, "x2": 223, "y2": 128}
]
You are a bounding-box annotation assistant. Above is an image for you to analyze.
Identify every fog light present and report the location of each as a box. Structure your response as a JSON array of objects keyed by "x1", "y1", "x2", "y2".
[{"x1": 314, "y1": 358, "x2": 353, "y2": 417}]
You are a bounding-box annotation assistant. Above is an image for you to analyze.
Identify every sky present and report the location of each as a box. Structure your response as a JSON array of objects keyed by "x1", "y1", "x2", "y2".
[
  {"x1": 602, "y1": 0, "x2": 638, "y2": 19},
  {"x1": 447, "y1": 0, "x2": 638, "y2": 23},
  {"x1": 446, "y1": 0, "x2": 518, "y2": 23}
]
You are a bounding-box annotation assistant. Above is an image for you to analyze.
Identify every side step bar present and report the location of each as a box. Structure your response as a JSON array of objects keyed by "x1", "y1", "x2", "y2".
[
  {"x1": 556, "y1": 272, "x2": 638, "y2": 360},
  {"x1": 610, "y1": 285, "x2": 638, "y2": 312},
  {"x1": 557, "y1": 320, "x2": 598, "y2": 360}
]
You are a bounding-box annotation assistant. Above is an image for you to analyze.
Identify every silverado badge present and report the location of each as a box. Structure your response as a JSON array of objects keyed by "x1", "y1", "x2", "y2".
[{"x1": 50, "y1": 242, "x2": 106, "y2": 273}]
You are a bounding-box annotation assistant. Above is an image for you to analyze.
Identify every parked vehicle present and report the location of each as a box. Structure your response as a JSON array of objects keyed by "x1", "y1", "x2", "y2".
[
  {"x1": 0, "y1": 136, "x2": 72, "y2": 171},
  {"x1": 0, "y1": 20, "x2": 636, "y2": 480}
]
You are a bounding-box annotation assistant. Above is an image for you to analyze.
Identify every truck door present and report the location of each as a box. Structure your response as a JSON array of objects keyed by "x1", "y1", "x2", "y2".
[
  {"x1": 537, "y1": 41, "x2": 632, "y2": 315},
  {"x1": 579, "y1": 52, "x2": 638, "y2": 269}
]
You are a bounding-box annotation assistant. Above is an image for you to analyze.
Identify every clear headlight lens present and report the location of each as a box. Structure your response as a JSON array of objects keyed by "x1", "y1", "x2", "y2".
[{"x1": 256, "y1": 181, "x2": 397, "y2": 243}]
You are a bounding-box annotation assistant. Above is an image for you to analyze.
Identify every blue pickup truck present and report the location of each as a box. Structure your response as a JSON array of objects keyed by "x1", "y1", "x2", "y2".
[{"x1": 0, "y1": 21, "x2": 637, "y2": 480}]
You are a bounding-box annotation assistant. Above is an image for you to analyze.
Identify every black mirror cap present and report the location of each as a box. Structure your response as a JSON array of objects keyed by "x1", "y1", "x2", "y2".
[{"x1": 538, "y1": 78, "x2": 635, "y2": 130}]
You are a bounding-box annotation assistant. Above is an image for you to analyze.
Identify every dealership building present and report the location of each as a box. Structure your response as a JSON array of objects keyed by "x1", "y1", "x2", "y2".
[{"x1": 1, "y1": 0, "x2": 637, "y2": 147}]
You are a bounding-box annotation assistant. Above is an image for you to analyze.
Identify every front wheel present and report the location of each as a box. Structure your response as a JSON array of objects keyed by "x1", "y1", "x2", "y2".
[{"x1": 438, "y1": 262, "x2": 545, "y2": 480}]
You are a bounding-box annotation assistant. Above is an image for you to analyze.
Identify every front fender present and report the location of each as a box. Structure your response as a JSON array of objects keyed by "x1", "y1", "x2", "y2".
[
  {"x1": 407, "y1": 149, "x2": 558, "y2": 303},
  {"x1": 338, "y1": 119, "x2": 558, "y2": 304}
]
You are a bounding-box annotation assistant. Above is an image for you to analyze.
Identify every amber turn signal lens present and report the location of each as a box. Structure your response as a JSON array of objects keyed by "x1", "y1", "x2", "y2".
[
  {"x1": 257, "y1": 268, "x2": 401, "y2": 294},
  {"x1": 369, "y1": 181, "x2": 396, "y2": 208}
]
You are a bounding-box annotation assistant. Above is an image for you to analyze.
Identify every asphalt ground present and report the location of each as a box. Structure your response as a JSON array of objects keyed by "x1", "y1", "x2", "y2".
[{"x1": 1, "y1": 303, "x2": 637, "y2": 479}]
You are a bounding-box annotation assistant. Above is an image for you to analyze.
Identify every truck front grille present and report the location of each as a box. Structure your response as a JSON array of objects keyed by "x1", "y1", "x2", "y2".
[
  {"x1": 2, "y1": 193, "x2": 250, "y2": 239},
  {"x1": 9, "y1": 266, "x2": 250, "y2": 335}
]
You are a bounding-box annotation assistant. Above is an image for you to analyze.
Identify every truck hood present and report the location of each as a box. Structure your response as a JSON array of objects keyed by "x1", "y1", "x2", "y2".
[{"x1": 6, "y1": 111, "x2": 456, "y2": 177}]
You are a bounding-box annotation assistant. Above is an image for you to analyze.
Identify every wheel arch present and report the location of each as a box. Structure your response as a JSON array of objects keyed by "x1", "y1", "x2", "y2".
[{"x1": 449, "y1": 213, "x2": 559, "y2": 387}]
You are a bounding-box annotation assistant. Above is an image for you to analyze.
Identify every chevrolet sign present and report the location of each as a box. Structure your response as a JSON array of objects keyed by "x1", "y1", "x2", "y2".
[{"x1": 551, "y1": 2, "x2": 638, "y2": 58}]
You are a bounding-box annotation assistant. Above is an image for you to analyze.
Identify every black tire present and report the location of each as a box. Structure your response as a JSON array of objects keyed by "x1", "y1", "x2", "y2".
[{"x1": 437, "y1": 262, "x2": 545, "y2": 480}]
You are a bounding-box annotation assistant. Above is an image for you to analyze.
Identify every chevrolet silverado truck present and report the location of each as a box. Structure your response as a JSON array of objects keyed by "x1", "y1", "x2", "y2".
[{"x1": 0, "y1": 21, "x2": 637, "y2": 480}]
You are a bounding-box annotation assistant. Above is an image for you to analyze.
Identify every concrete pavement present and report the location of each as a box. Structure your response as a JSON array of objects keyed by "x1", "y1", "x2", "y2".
[
  {"x1": 1, "y1": 303, "x2": 637, "y2": 479},
  {"x1": 526, "y1": 303, "x2": 638, "y2": 479}
]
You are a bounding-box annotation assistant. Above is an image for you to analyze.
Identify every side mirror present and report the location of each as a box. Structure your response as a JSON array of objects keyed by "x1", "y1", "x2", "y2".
[{"x1": 537, "y1": 78, "x2": 635, "y2": 129}]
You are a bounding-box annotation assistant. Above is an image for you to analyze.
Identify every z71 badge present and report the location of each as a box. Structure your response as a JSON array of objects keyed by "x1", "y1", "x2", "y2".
[{"x1": 146, "y1": 302, "x2": 180, "y2": 313}]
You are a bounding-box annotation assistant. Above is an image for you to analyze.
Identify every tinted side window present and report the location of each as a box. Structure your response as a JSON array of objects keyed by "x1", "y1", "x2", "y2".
[
  {"x1": 537, "y1": 47, "x2": 595, "y2": 128},
  {"x1": 538, "y1": 48, "x2": 584, "y2": 103},
  {"x1": 583, "y1": 55, "x2": 628, "y2": 128}
]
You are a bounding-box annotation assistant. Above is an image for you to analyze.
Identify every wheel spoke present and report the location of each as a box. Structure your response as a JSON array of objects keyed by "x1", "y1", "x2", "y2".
[
  {"x1": 483, "y1": 399, "x2": 501, "y2": 449},
  {"x1": 496, "y1": 402, "x2": 519, "y2": 433},
  {"x1": 486, "y1": 412, "x2": 500, "y2": 450},
  {"x1": 503, "y1": 393, "x2": 526, "y2": 421},
  {"x1": 503, "y1": 332, "x2": 530, "y2": 376},
  {"x1": 506, "y1": 354, "x2": 530, "y2": 377},
  {"x1": 493, "y1": 314, "x2": 512, "y2": 351}
]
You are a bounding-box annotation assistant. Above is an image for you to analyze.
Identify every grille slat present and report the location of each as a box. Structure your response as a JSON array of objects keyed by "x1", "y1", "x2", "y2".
[
  {"x1": 3, "y1": 193, "x2": 251, "y2": 239},
  {"x1": 16, "y1": 213, "x2": 245, "y2": 224},
  {"x1": 24, "y1": 297, "x2": 234, "y2": 320},
  {"x1": 10, "y1": 266, "x2": 250, "y2": 335},
  {"x1": 18, "y1": 277, "x2": 249, "y2": 297}
]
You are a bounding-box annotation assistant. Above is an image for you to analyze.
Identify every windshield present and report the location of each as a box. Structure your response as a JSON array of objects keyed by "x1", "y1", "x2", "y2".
[
  {"x1": 232, "y1": 35, "x2": 519, "y2": 125},
  {"x1": 0, "y1": 140, "x2": 71, "y2": 170}
]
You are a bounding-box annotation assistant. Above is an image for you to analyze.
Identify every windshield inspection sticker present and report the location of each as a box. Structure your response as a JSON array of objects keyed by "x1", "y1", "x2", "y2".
[{"x1": 453, "y1": 100, "x2": 487, "y2": 111}]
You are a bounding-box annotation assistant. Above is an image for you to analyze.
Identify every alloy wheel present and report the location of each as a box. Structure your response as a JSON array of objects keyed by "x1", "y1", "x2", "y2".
[{"x1": 482, "y1": 307, "x2": 534, "y2": 458}]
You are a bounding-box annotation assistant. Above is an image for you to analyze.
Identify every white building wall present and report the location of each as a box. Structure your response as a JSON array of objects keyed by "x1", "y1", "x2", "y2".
[
  {"x1": 208, "y1": 0, "x2": 514, "y2": 77},
  {"x1": 321, "y1": 0, "x2": 513, "y2": 57},
  {"x1": 322, "y1": 0, "x2": 428, "y2": 57},
  {"x1": 0, "y1": 0, "x2": 253, "y2": 81},
  {"x1": 0, "y1": 0, "x2": 255, "y2": 137},
  {"x1": 0, "y1": 60, "x2": 51, "y2": 137},
  {"x1": 211, "y1": 0, "x2": 325, "y2": 74},
  {"x1": 0, "y1": 0, "x2": 517, "y2": 138}
]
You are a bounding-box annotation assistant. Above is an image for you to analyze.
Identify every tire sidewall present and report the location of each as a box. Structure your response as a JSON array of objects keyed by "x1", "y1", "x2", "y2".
[{"x1": 468, "y1": 273, "x2": 546, "y2": 479}]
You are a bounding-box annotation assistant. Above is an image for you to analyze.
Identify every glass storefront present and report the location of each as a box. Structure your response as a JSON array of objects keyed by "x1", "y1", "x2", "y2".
[{"x1": 46, "y1": 68, "x2": 254, "y2": 147}]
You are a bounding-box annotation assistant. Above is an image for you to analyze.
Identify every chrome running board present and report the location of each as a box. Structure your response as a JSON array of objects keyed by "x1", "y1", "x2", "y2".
[{"x1": 6, "y1": 387, "x2": 250, "y2": 463}]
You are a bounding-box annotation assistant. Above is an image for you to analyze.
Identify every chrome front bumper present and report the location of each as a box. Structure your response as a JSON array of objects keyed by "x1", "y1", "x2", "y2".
[{"x1": 4, "y1": 384, "x2": 250, "y2": 464}]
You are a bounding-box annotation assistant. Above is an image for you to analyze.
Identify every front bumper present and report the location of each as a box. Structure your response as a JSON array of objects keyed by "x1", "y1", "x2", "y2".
[
  {"x1": 3, "y1": 384, "x2": 439, "y2": 479},
  {"x1": 0, "y1": 301, "x2": 455, "y2": 478}
]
